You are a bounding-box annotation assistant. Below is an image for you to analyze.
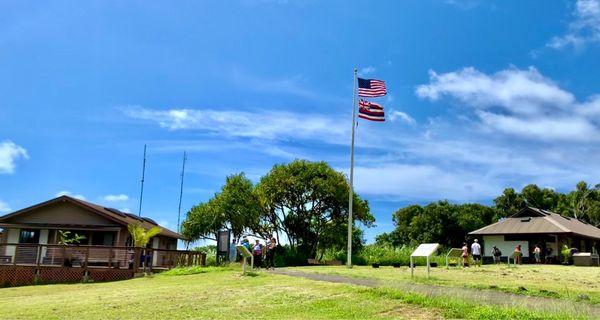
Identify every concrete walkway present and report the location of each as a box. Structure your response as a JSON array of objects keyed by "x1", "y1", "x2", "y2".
[{"x1": 271, "y1": 269, "x2": 600, "y2": 318}]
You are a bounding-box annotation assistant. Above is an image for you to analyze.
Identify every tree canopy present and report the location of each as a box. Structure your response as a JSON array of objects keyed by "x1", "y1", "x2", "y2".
[
  {"x1": 181, "y1": 160, "x2": 375, "y2": 258},
  {"x1": 378, "y1": 181, "x2": 600, "y2": 248}
]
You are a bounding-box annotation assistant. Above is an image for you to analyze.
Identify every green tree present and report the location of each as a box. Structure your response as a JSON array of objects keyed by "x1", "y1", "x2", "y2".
[
  {"x1": 256, "y1": 160, "x2": 374, "y2": 258},
  {"x1": 493, "y1": 188, "x2": 525, "y2": 217},
  {"x1": 182, "y1": 173, "x2": 266, "y2": 242}
]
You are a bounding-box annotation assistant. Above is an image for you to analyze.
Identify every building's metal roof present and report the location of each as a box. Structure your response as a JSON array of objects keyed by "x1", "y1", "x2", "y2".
[{"x1": 469, "y1": 207, "x2": 600, "y2": 240}]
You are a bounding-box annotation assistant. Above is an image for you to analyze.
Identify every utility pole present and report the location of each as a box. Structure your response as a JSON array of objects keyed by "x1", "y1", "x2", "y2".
[
  {"x1": 177, "y1": 151, "x2": 187, "y2": 233},
  {"x1": 138, "y1": 144, "x2": 147, "y2": 217}
]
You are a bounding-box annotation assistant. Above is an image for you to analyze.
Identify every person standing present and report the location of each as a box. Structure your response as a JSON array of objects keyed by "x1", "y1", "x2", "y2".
[
  {"x1": 461, "y1": 242, "x2": 469, "y2": 268},
  {"x1": 514, "y1": 245, "x2": 522, "y2": 265},
  {"x1": 491, "y1": 246, "x2": 502, "y2": 264},
  {"x1": 265, "y1": 236, "x2": 277, "y2": 270},
  {"x1": 533, "y1": 245, "x2": 541, "y2": 264},
  {"x1": 471, "y1": 239, "x2": 482, "y2": 267},
  {"x1": 252, "y1": 239, "x2": 263, "y2": 269}
]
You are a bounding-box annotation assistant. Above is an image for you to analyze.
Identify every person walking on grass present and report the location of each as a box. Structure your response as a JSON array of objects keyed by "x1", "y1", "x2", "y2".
[
  {"x1": 471, "y1": 239, "x2": 482, "y2": 267},
  {"x1": 461, "y1": 242, "x2": 469, "y2": 268},
  {"x1": 252, "y1": 239, "x2": 263, "y2": 269}
]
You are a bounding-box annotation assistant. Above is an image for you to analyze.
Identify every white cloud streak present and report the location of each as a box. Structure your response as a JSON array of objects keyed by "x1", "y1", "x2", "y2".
[
  {"x1": 389, "y1": 110, "x2": 416, "y2": 125},
  {"x1": 359, "y1": 66, "x2": 376, "y2": 75},
  {"x1": 55, "y1": 191, "x2": 86, "y2": 200},
  {"x1": 122, "y1": 106, "x2": 348, "y2": 142},
  {"x1": 548, "y1": 0, "x2": 600, "y2": 50},
  {"x1": 0, "y1": 199, "x2": 11, "y2": 213},
  {"x1": 416, "y1": 66, "x2": 600, "y2": 142},
  {"x1": 0, "y1": 140, "x2": 28, "y2": 174},
  {"x1": 104, "y1": 194, "x2": 129, "y2": 202}
]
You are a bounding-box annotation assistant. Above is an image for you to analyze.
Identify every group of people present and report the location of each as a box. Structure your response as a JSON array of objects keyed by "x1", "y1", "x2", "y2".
[
  {"x1": 460, "y1": 240, "x2": 554, "y2": 266},
  {"x1": 237, "y1": 236, "x2": 277, "y2": 270}
]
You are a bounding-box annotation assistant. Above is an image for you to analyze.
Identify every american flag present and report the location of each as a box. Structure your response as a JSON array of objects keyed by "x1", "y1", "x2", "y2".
[
  {"x1": 358, "y1": 78, "x2": 387, "y2": 97},
  {"x1": 358, "y1": 99, "x2": 385, "y2": 122}
]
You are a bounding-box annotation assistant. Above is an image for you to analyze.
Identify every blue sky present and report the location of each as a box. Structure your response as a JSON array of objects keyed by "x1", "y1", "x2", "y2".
[{"x1": 2, "y1": 0, "x2": 600, "y2": 243}]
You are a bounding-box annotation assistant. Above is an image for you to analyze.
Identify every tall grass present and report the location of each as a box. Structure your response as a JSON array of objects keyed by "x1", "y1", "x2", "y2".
[{"x1": 322, "y1": 244, "x2": 447, "y2": 266}]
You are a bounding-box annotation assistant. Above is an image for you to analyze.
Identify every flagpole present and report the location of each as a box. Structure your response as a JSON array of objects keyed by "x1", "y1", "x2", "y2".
[{"x1": 347, "y1": 67, "x2": 358, "y2": 268}]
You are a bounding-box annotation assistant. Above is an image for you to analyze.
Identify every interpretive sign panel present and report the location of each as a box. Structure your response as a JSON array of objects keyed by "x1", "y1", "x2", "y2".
[
  {"x1": 410, "y1": 243, "x2": 440, "y2": 278},
  {"x1": 411, "y1": 243, "x2": 440, "y2": 257}
]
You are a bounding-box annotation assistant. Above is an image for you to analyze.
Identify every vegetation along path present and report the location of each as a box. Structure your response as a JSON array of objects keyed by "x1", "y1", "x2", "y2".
[{"x1": 272, "y1": 268, "x2": 600, "y2": 318}]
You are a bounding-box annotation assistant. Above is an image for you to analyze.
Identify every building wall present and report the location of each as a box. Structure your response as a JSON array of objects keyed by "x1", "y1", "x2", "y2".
[{"x1": 482, "y1": 235, "x2": 530, "y2": 257}]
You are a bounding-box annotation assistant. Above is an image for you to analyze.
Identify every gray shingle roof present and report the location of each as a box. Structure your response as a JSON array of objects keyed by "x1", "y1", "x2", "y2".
[{"x1": 469, "y1": 207, "x2": 600, "y2": 240}]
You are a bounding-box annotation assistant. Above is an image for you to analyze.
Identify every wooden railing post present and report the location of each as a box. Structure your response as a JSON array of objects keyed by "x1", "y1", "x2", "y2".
[
  {"x1": 61, "y1": 245, "x2": 66, "y2": 267},
  {"x1": 13, "y1": 244, "x2": 18, "y2": 265},
  {"x1": 108, "y1": 247, "x2": 113, "y2": 268},
  {"x1": 36, "y1": 244, "x2": 42, "y2": 267}
]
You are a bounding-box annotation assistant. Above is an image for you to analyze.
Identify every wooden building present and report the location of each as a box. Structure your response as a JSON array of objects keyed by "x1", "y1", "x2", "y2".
[{"x1": 469, "y1": 207, "x2": 600, "y2": 262}]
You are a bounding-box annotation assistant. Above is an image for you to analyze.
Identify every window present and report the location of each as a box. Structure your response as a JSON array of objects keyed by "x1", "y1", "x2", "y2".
[
  {"x1": 91, "y1": 232, "x2": 115, "y2": 246},
  {"x1": 19, "y1": 229, "x2": 40, "y2": 244}
]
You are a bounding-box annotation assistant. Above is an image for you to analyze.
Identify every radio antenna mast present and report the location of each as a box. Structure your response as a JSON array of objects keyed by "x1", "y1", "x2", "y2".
[
  {"x1": 138, "y1": 144, "x2": 147, "y2": 217},
  {"x1": 177, "y1": 151, "x2": 187, "y2": 233}
]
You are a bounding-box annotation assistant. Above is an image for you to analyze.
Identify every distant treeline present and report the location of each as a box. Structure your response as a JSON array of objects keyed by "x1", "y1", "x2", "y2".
[{"x1": 377, "y1": 182, "x2": 600, "y2": 248}]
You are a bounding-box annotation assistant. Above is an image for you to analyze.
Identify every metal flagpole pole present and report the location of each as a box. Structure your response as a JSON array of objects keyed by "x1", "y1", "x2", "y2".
[
  {"x1": 177, "y1": 151, "x2": 187, "y2": 233},
  {"x1": 347, "y1": 68, "x2": 358, "y2": 268},
  {"x1": 138, "y1": 144, "x2": 147, "y2": 217}
]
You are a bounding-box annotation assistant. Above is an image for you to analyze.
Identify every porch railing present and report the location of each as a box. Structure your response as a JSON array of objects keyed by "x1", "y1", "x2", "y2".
[{"x1": 0, "y1": 243, "x2": 205, "y2": 272}]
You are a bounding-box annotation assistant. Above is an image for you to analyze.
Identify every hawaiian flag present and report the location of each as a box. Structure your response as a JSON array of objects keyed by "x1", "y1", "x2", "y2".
[
  {"x1": 358, "y1": 99, "x2": 385, "y2": 122},
  {"x1": 358, "y1": 78, "x2": 387, "y2": 97}
]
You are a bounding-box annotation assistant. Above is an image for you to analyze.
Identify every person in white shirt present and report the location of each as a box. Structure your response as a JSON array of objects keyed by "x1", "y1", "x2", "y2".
[{"x1": 471, "y1": 239, "x2": 482, "y2": 267}]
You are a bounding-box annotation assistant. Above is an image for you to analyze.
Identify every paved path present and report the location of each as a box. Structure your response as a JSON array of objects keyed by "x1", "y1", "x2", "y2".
[{"x1": 271, "y1": 269, "x2": 600, "y2": 318}]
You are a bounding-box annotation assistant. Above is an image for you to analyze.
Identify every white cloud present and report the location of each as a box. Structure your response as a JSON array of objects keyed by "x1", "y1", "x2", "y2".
[
  {"x1": 416, "y1": 67, "x2": 574, "y2": 115},
  {"x1": 416, "y1": 66, "x2": 600, "y2": 141},
  {"x1": 122, "y1": 106, "x2": 347, "y2": 142},
  {"x1": 120, "y1": 208, "x2": 132, "y2": 213},
  {"x1": 548, "y1": 0, "x2": 600, "y2": 50},
  {"x1": 55, "y1": 191, "x2": 86, "y2": 200},
  {"x1": 359, "y1": 66, "x2": 376, "y2": 75},
  {"x1": 0, "y1": 140, "x2": 28, "y2": 174},
  {"x1": 0, "y1": 200, "x2": 11, "y2": 213},
  {"x1": 352, "y1": 163, "x2": 500, "y2": 201},
  {"x1": 103, "y1": 194, "x2": 129, "y2": 202},
  {"x1": 389, "y1": 110, "x2": 416, "y2": 125}
]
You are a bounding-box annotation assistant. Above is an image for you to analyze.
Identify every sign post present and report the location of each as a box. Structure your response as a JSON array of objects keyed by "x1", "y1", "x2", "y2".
[
  {"x1": 410, "y1": 243, "x2": 440, "y2": 279},
  {"x1": 216, "y1": 230, "x2": 231, "y2": 265},
  {"x1": 236, "y1": 245, "x2": 253, "y2": 274}
]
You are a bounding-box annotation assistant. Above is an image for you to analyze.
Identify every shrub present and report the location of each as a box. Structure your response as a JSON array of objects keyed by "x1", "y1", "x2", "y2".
[
  {"x1": 350, "y1": 244, "x2": 446, "y2": 267},
  {"x1": 193, "y1": 245, "x2": 217, "y2": 266}
]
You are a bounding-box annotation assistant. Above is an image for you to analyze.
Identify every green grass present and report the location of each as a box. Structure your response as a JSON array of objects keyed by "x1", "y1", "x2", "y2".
[
  {"x1": 0, "y1": 265, "x2": 594, "y2": 319},
  {"x1": 290, "y1": 264, "x2": 600, "y2": 304}
]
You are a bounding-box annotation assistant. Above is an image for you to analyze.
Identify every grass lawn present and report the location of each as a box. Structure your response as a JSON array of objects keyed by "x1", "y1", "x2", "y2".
[
  {"x1": 290, "y1": 264, "x2": 600, "y2": 304},
  {"x1": 0, "y1": 265, "x2": 594, "y2": 319}
]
